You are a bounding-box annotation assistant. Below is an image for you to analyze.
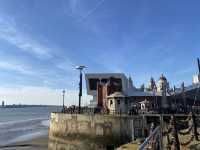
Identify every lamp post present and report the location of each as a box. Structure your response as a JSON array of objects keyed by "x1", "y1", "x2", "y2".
[
  {"x1": 197, "y1": 58, "x2": 200, "y2": 74},
  {"x1": 76, "y1": 65, "x2": 86, "y2": 114},
  {"x1": 62, "y1": 90, "x2": 65, "y2": 113},
  {"x1": 173, "y1": 85, "x2": 177, "y2": 112}
]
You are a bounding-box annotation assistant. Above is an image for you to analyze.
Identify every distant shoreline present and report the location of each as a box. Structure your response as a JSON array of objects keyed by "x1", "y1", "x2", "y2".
[{"x1": 0, "y1": 105, "x2": 60, "y2": 108}]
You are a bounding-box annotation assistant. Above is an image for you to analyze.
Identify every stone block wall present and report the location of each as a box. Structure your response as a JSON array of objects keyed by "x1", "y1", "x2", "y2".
[{"x1": 48, "y1": 113, "x2": 146, "y2": 150}]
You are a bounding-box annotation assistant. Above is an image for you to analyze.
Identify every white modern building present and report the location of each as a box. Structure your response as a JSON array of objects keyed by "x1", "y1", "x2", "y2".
[
  {"x1": 85, "y1": 73, "x2": 168, "y2": 111},
  {"x1": 85, "y1": 73, "x2": 134, "y2": 108}
]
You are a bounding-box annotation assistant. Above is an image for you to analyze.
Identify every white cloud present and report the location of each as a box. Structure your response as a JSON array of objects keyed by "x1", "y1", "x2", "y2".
[
  {"x1": 56, "y1": 61, "x2": 75, "y2": 72},
  {"x1": 79, "y1": 0, "x2": 105, "y2": 21},
  {"x1": 0, "y1": 15, "x2": 78, "y2": 86},
  {"x1": 0, "y1": 15, "x2": 90, "y2": 105},
  {"x1": 0, "y1": 16, "x2": 52, "y2": 59},
  {"x1": 0, "y1": 86, "x2": 92, "y2": 106},
  {"x1": 0, "y1": 61, "x2": 35, "y2": 75},
  {"x1": 0, "y1": 56, "x2": 79, "y2": 89},
  {"x1": 66, "y1": 0, "x2": 105, "y2": 21}
]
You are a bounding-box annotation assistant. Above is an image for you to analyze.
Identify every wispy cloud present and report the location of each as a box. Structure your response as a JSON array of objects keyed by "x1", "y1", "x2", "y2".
[
  {"x1": 0, "y1": 15, "x2": 52, "y2": 59},
  {"x1": 0, "y1": 59, "x2": 79, "y2": 89},
  {"x1": 56, "y1": 60, "x2": 76, "y2": 72},
  {"x1": 0, "y1": 61, "x2": 35, "y2": 75},
  {"x1": 67, "y1": 0, "x2": 106, "y2": 21},
  {"x1": 79, "y1": 0, "x2": 105, "y2": 21},
  {"x1": 0, "y1": 15, "x2": 79, "y2": 88}
]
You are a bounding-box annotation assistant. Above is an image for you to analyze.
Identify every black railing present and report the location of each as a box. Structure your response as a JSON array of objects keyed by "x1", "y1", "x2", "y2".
[
  {"x1": 139, "y1": 125, "x2": 162, "y2": 150},
  {"x1": 138, "y1": 112, "x2": 200, "y2": 150},
  {"x1": 161, "y1": 112, "x2": 200, "y2": 150}
]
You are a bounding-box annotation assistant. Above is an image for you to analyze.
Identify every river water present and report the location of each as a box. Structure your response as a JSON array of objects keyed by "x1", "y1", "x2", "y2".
[{"x1": 0, "y1": 106, "x2": 61, "y2": 146}]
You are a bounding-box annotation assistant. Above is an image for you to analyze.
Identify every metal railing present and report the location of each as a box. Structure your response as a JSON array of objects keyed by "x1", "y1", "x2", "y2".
[{"x1": 138, "y1": 126, "x2": 162, "y2": 150}]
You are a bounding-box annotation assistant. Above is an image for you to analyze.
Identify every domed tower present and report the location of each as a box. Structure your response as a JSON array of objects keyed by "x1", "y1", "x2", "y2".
[
  {"x1": 157, "y1": 74, "x2": 169, "y2": 93},
  {"x1": 147, "y1": 77, "x2": 156, "y2": 91},
  {"x1": 157, "y1": 74, "x2": 170, "y2": 110}
]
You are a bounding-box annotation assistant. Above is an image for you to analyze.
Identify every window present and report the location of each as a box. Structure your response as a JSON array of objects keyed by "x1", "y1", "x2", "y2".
[
  {"x1": 141, "y1": 104, "x2": 145, "y2": 109},
  {"x1": 101, "y1": 78, "x2": 108, "y2": 84},
  {"x1": 89, "y1": 79, "x2": 100, "y2": 90},
  {"x1": 110, "y1": 77, "x2": 122, "y2": 91},
  {"x1": 125, "y1": 99, "x2": 128, "y2": 105},
  {"x1": 117, "y1": 99, "x2": 120, "y2": 105},
  {"x1": 110, "y1": 100, "x2": 113, "y2": 106}
]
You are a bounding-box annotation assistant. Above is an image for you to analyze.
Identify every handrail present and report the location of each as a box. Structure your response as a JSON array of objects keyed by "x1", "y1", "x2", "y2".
[{"x1": 138, "y1": 126, "x2": 161, "y2": 150}]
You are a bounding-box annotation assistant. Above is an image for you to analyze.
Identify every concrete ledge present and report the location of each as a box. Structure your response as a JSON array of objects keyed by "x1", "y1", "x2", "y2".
[{"x1": 48, "y1": 113, "x2": 146, "y2": 150}]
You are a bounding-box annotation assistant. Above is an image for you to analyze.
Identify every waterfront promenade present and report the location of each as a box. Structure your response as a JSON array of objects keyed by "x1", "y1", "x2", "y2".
[{"x1": 48, "y1": 110, "x2": 200, "y2": 150}]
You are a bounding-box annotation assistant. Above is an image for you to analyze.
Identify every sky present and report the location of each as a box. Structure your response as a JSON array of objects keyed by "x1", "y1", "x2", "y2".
[{"x1": 0, "y1": 0, "x2": 200, "y2": 105}]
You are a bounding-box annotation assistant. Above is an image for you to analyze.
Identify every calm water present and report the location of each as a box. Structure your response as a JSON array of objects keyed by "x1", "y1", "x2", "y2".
[{"x1": 0, "y1": 106, "x2": 61, "y2": 146}]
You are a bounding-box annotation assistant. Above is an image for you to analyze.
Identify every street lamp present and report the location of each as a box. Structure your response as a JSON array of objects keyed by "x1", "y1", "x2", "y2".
[
  {"x1": 197, "y1": 58, "x2": 200, "y2": 75},
  {"x1": 75, "y1": 65, "x2": 86, "y2": 114},
  {"x1": 62, "y1": 90, "x2": 65, "y2": 113}
]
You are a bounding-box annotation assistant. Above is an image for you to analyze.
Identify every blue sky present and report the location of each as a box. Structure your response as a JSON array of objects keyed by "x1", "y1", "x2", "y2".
[{"x1": 0, "y1": 0, "x2": 199, "y2": 105}]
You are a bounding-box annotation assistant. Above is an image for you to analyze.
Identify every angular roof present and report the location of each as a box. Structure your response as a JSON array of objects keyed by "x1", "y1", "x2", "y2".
[
  {"x1": 174, "y1": 83, "x2": 200, "y2": 95},
  {"x1": 126, "y1": 89, "x2": 171, "y2": 97},
  {"x1": 107, "y1": 92, "x2": 126, "y2": 98}
]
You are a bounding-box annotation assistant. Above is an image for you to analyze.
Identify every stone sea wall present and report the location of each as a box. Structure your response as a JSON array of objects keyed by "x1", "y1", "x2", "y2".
[{"x1": 48, "y1": 113, "x2": 146, "y2": 150}]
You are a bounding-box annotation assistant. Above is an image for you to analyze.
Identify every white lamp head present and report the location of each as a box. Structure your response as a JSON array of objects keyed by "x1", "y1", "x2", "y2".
[{"x1": 75, "y1": 65, "x2": 87, "y2": 70}]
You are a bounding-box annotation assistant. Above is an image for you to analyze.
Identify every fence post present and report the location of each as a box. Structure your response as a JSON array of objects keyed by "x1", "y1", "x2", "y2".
[
  {"x1": 160, "y1": 114, "x2": 163, "y2": 150},
  {"x1": 150, "y1": 122, "x2": 155, "y2": 134},
  {"x1": 192, "y1": 112, "x2": 198, "y2": 141},
  {"x1": 171, "y1": 115, "x2": 180, "y2": 150},
  {"x1": 131, "y1": 118, "x2": 135, "y2": 141}
]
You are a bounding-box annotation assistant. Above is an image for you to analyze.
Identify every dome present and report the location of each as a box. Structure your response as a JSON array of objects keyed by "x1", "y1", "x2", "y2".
[
  {"x1": 157, "y1": 74, "x2": 169, "y2": 92},
  {"x1": 159, "y1": 74, "x2": 167, "y2": 81}
]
